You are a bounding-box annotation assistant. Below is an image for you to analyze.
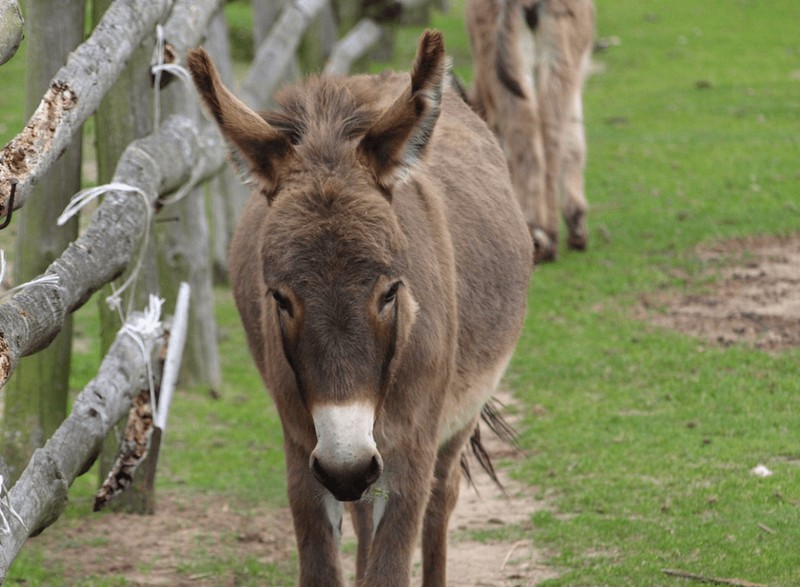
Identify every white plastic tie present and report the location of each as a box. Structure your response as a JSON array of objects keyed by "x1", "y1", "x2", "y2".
[
  {"x1": 149, "y1": 25, "x2": 206, "y2": 207},
  {"x1": 2, "y1": 245, "x2": 64, "y2": 301},
  {"x1": 0, "y1": 473, "x2": 27, "y2": 535},
  {"x1": 0, "y1": 272, "x2": 61, "y2": 302},
  {"x1": 57, "y1": 182, "x2": 152, "y2": 319},
  {"x1": 151, "y1": 25, "x2": 194, "y2": 129},
  {"x1": 120, "y1": 294, "x2": 165, "y2": 421},
  {"x1": 151, "y1": 62, "x2": 193, "y2": 87},
  {"x1": 57, "y1": 182, "x2": 147, "y2": 227}
]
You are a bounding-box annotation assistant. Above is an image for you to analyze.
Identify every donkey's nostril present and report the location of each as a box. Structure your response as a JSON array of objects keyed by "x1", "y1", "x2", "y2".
[
  {"x1": 311, "y1": 455, "x2": 331, "y2": 486},
  {"x1": 364, "y1": 454, "x2": 383, "y2": 486}
]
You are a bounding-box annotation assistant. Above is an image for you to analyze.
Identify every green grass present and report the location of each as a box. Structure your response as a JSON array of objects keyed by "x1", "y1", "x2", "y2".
[
  {"x1": 505, "y1": 0, "x2": 800, "y2": 584},
  {"x1": 5, "y1": 0, "x2": 800, "y2": 584}
]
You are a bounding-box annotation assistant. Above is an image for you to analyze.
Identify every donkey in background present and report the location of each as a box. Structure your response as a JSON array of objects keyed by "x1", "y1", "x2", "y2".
[
  {"x1": 466, "y1": 0, "x2": 595, "y2": 262},
  {"x1": 188, "y1": 30, "x2": 532, "y2": 586}
]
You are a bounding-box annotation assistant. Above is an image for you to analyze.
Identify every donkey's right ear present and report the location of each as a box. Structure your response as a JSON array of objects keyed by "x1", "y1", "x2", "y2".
[{"x1": 187, "y1": 48, "x2": 295, "y2": 202}]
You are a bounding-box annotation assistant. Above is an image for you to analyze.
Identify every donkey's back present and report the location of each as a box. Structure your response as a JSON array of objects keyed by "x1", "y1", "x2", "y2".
[{"x1": 189, "y1": 30, "x2": 531, "y2": 587}]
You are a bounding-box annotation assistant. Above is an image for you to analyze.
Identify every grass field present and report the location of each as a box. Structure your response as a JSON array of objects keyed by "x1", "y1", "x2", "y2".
[{"x1": 3, "y1": 0, "x2": 800, "y2": 585}]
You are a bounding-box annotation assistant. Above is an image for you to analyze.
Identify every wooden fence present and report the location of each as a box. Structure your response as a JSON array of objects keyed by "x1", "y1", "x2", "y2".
[{"x1": 0, "y1": 0, "x2": 387, "y2": 578}]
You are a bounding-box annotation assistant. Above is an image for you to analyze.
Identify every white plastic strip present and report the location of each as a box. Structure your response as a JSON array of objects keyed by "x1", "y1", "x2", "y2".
[
  {"x1": 0, "y1": 474, "x2": 26, "y2": 536},
  {"x1": 155, "y1": 281, "x2": 190, "y2": 431},
  {"x1": 151, "y1": 62, "x2": 193, "y2": 86},
  {"x1": 3, "y1": 237, "x2": 61, "y2": 301},
  {"x1": 57, "y1": 182, "x2": 152, "y2": 319},
  {"x1": 120, "y1": 294, "x2": 165, "y2": 422},
  {"x1": 57, "y1": 182, "x2": 148, "y2": 227},
  {"x1": 0, "y1": 272, "x2": 61, "y2": 302}
]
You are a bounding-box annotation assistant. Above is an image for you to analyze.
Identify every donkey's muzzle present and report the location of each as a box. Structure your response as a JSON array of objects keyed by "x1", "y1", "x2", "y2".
[{"x1": 311, "y1": 452, "x2": 383, "y2": 501}]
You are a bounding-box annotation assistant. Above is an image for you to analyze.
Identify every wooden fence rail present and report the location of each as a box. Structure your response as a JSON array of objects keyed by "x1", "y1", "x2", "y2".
[{"x1": 0, "y1": 304, "x2": 166, "y2": 582}]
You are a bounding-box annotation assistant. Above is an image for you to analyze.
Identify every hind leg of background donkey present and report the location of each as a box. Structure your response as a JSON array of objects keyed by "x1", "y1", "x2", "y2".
[
  {"x1": 560, "y1": 82, "x2": 589, "y2": 251},
  {"x1": 538, "y1": 0, "x2": 594, "y2": 255},
  {"x1": 421, "y1": 417, "x2": 479, "y2": 586}
]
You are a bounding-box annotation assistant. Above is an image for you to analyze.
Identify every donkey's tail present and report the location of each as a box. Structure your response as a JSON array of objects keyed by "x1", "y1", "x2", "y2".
[{"x1": 460, "y1": 397, "x2": 524, "y2": 494}]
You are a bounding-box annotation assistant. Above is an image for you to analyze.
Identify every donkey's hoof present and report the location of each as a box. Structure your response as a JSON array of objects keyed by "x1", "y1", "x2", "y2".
[
  {"x1": 566, "y1": 210, "x2": 588, "y2": 252},
  {"x1": 567, "y1": 232, "x2": 588, "y2": 251},
  {"x1": 532, "y1": 228, "x2": 558, "y2": 264}
]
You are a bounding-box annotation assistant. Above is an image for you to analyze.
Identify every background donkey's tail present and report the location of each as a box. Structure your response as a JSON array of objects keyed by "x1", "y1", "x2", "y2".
[{"x1": 460, "y1": 397, "x2": 524, "y2": 494}]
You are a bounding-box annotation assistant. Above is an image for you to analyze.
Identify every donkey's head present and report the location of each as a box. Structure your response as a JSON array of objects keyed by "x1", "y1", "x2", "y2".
[{"x1": 188, "y1": 32, "x2": 448, "y2": 501}]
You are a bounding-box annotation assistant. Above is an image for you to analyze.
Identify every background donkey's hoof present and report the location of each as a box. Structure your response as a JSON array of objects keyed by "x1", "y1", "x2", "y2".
[
  {"x1": 567, "y1": 232, "x2": 588, "y2": 251},
  {"x1": 532, "y1": 227, "x2": 558, "y2": 264},
  {"x1": 566, "y1": 211, "x2": 588, "y2": 252}
]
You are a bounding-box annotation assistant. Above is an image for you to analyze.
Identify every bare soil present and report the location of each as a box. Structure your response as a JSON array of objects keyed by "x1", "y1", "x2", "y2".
[
  {"x1": 638, "y1": 233, "x2": 800, "y2": 350},
  {"x1": 22, "y1": 394, "x2": 556, "y2": 586}
]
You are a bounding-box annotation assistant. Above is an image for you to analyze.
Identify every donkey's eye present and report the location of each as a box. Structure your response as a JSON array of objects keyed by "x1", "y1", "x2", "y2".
[
  {"x1": 381, "y1": 281, "x2": 402, "y2": 310},
  {"x1": 271, "y1": 290, "x2": 293, "y2": 316}
]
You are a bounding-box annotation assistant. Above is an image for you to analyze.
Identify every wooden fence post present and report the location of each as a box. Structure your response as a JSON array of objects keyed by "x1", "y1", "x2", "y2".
[
  {"x1": 91, "y1": 0, "x2": 161, "y2": 511},
  {"x1": 204, "y1": 7, "x2": 250, "y2": 283},
  {"x1": 154, "y1": 0, "x2": 223, "y2": 394},
  {"x1": 2, "y1": 0, "x2": 84, "y2": 483}
]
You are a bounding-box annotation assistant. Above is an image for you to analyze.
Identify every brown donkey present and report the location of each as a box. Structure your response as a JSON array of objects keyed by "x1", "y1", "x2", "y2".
[
  {"x1": 187, "y1": 31, "x2": 532, "y2": 586},
  {"x1": 466, "y1": 0, "x2": 595, "y2": 262}
]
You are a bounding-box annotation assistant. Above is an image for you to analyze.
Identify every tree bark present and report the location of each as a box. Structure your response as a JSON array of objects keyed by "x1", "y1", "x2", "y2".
[
  {"x1": 0, "y1": 0, "x2": 23, "y2": 67},
  {"x1": 0, "y1": 116, "x2": 225, "y2": 391},
  {"x1": 0, "y1": 0, "x2": 171, "y2": 216},
  {"x1": 0, "y1": 306, "x2": 165, "y2": 582},
  {"x1": 3, "y1": 0, "x2": 84, "y2": 483}
]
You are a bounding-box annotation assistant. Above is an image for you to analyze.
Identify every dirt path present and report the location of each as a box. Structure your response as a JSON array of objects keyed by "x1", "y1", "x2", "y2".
[
  {"x1": 639, "y1": 233, "x2": 800, "y2": 350},
  {"x1": 22, "y1": 394, "x2": 555, "y2": 586}
]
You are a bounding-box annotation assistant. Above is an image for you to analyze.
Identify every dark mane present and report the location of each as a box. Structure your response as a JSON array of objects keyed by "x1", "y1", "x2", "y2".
[{"x1": 262, "y1": 77, "x2": 381, "y2": 166}]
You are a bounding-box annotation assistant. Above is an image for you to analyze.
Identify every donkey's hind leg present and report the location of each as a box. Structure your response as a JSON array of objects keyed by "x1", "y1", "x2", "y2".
[
  {"x1": 560, "y1": 73, "x2": 590, "y2": 251},
  {"x1": 349, "y1": 501, "x2": 373, "y2": 586},
  {"x1": 285, "y1": 438, "x2": 346, "y2": 587},
  {"x1": 421, "y1": 418, "x2": 479, "y2": 587}
]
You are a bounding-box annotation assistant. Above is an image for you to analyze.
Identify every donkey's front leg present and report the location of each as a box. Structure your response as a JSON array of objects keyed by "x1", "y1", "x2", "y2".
[
  {"x1": 361, "y1": 445, "x2": 438, "y2": 586},
  {"x1": 285, "y1": 437, "x2": 346, "y2": 587}
]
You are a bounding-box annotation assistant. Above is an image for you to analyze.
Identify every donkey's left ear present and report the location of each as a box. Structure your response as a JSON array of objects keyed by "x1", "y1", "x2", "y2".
[
  {"x1": 357, "y1": 30, "x2": 449, "y2": 194},
  {"x1": 187, "y1": 47, "x2": 295, "y2": 203}
]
